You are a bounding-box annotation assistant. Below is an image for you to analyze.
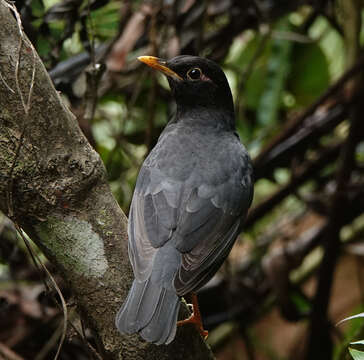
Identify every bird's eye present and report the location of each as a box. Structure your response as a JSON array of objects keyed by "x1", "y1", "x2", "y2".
[{"x1": 187, "y1": 68, "x2": 202, "y2": 81}]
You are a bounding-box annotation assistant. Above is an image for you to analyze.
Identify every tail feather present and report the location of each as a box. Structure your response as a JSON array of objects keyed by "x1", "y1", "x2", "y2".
[
  {"x1": 140, "y1": 287, "x2": 179, "y2": 344},
  {"x1": 115, "y1": 278, "x2": 180, "y2": 345}
]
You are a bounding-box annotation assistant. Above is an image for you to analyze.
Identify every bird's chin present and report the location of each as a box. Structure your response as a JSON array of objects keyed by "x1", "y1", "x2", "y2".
[{"x1": 166, "y1": 78, "x2": 180, "y2": 94}]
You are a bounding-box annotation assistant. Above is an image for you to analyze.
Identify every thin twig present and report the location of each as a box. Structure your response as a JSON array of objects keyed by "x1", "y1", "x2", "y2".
[
  {"x1": 3, "y1": 1, "x2": 24, "y2": 37},
  {"x1": 14, "y1": 224, "x2": 68, "y2": 360},
  {"x1": 246, "y1": 143, "x2": 341, "y2": 227},
  {"x1": 271, "y1": 30, "x2": 314, "y2": 43},
  {"x1": 82, "y1": 0, "x2": 104, "y2": 123},
  {"x1": 0, "y1": 342, "x2": 24, "y2": 360},
  {"x1": 5, "y1": 3, "x2": 36, "y2": 220},
  {"x1": 35, "y1": 320, "x2": 65, "y2": 360},
  {"x1": 79, "y1": 318, "x2": 103, "y2": 360},
  {"x1": 0, "y1": 70, "x2": 15, "y2": 93}
]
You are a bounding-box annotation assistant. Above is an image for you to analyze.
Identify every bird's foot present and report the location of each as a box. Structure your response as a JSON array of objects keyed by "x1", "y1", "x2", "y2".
[
  {"x1": 177, "y1": 314, "x2": 209, "y2": 339},
  {"x1": 186, "y1": 303, "x2": 194, "y2": 312},
  {"x1": 177, "y1": 293, "x2": 209, "y2": 339}
]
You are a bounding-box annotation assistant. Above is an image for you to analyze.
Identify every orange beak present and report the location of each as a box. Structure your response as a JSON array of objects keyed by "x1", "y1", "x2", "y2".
[{"x1": 138, "y1": 56, "x2": 183, "y2": 81}]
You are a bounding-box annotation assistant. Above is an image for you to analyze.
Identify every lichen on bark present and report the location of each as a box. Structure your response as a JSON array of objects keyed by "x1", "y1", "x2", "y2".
[{"x1": 35, "y1": 216, "x2": 109, "y2": 278}]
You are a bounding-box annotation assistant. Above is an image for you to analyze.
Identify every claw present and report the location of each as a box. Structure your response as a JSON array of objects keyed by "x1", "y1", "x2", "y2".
[{"x1": 177, "y1": 293, "x2": 209, "y2": 339}]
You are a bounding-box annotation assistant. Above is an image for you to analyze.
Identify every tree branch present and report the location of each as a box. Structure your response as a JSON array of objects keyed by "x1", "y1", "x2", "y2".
[
  {"x1": 246, "y1": 143, "x2": 341, "y2": 228},
  {"x1": 254, "y1": 54, "x2": 364, "y2": 179}
]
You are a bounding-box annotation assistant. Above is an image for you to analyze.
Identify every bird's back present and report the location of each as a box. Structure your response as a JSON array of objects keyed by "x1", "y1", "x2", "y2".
[
  {"x1": 145, "y1": 119, "x2": 251, "y2": 187},
  {"x1": 131, "y1": 117, "x2": 253, "y2": 287}
]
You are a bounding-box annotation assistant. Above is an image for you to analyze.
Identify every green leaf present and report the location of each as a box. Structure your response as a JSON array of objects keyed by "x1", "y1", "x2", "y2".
[
  {"x1": 257, "y1": 17, "x2": 293, "y2": 126},
  {"x1": 245, "y1": 65, "x2": 269, "y2": 109},
  {"x1": 349, "y1": 348, "x2": 364, "y2": 360},
  {"x1": 288, "y1": 42, "x2": 330, "y2": 107},
  {"x1": 228, "y1": 33, "x2": 272, "y2": 110},
  {"x1": 36, "y1": 36, "x2": 52, "y2": 59},
  {"x1": 31, "y1": 0, "x2": 45, "y2": 17},
  {"x1": 88, "y1": 1, "x2": 121, "y2": 39},
  {"x1": 290, "y1": 290, "x2": 311, "y2": 314}
]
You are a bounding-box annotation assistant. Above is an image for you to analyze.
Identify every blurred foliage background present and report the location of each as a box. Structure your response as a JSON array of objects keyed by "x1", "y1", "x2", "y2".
[{"x1": 1, "y1": 0, "x2": 364, "y2": 359}]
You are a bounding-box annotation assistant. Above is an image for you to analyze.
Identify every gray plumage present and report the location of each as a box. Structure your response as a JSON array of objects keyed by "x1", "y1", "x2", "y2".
[{"x1": 116, "y1": 56, "x2": 253, "y2": 345}]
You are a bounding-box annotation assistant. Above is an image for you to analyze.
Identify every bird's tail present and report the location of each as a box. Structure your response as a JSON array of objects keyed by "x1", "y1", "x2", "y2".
[{"x1": 115, "y1": 278, "x2": 180, "y2": 345}]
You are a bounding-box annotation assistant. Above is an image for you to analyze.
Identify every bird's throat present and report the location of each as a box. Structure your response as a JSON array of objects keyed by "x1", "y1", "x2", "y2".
[{"x1": 175, "y1": 104, "x2": 236, "y2": 131}]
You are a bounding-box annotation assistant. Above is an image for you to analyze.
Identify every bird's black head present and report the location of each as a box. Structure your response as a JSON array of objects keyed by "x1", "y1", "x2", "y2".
[{"x1": 138, "y1": 55, "x2": 235, "y2": 128}]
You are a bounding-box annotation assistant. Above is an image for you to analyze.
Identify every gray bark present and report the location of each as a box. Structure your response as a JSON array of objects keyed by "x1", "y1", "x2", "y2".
[{"x1": 0, "y1": 1, "x2": 214, "y2": 359}]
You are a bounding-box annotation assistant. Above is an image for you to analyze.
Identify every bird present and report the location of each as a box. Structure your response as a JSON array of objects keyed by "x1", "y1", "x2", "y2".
[{"x1": 115, "y1": 55, "x2": 253, "y2": 345}]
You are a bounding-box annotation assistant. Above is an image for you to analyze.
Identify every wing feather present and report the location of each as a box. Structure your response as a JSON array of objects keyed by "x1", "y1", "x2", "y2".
[
  {"x1": 172, "y1": 168, "x2": 253, "y2": 294},
  {"x1": 175, "y1": 218, "x2": 241, "y2": 294}
]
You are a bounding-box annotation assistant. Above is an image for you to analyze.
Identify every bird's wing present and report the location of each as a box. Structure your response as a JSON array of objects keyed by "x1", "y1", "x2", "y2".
[
  {"x1": 172, "y1": 165, "x2": 253, "y2": 295},
  {"x1": 128, "y1": 165, "x2": 181, "y2": 281},
  {"x1": 128, "y1": 156, "x2": 253, "y2": 293}
]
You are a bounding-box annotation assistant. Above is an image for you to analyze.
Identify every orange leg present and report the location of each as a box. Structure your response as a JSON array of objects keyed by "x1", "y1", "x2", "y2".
[{"x1": 177, "y1": 293, "x2": 209, "y2": 339}]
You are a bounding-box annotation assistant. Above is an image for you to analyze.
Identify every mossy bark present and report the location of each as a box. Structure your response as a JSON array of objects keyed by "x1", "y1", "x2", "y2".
[{"x1": 0, "y1": 1, "x2": 214, "y2": 359}]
